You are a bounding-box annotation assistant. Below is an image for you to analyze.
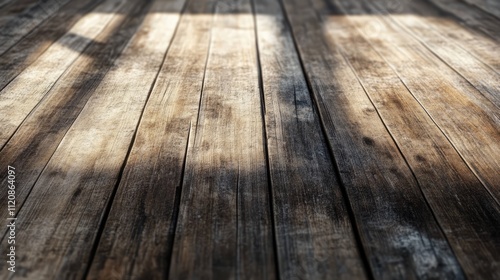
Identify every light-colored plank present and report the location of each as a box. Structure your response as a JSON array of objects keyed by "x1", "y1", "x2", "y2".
[
  {"x1": 369, "y1": 0, "x2": 500, "y2": 108},
  {"x1": 0, "y1": 0, "x2": 127, "y2": 148},
  {"x1": 341, "y1": 0, "x2": 500, "y2": 204},
  {"x1": 86, "y1": 0, "x2": 217, "y2": 279},
  {"x1": 0, "y1": 0, "x2": 72, "y2": 55},
  {"x1": 0, "y1": 0, "x2": 102, "y2": 92},
  {"x1": 253, "y1": 0, "x2": 367, "y2": 278},
  {"x1": 0, "y1": 0, "x2": 184, "y2": 278},
  {"x1": 322, "y1": 1, "x2": 500, "y2": 276},
  {"x1": 281, "y1": 0, "x2": 464, "y2": 278},
  {"x1": 169, "y1": 0, "x2": 276, "y2": 278},
  {"x1": 0, "y1": 0, "x2": 153, "y2": 225}
]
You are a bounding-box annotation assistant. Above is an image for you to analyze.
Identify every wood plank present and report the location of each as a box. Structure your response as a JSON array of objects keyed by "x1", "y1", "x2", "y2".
[
  {"x1": 369, "y1": 0, "x2": 500, "y2": 108},
  {"x1": 0, "y1": 0, "x2": 153, "y2": 226},
  {"x1": 321, "y1": 1, "x2": 500, "y2": 277},
  {"x1": 0, "y1": 0, "x2": 128, "y2": 148},
  {"x1": 0, "y1": 0, "x2": 184, "y2": 278},
  {"x1": 281, "y1": 0, "x2": 465, "y2": 278},
  {"x1": 378, "y1": 0, "x2": 500, "y2": 73},
  {"x1": 253, "y1": 0, "x2": 367, "y2": 278},
  {"x1": 461, "y1": 0, "x2": 500, "y2": 19},
  {"x1": 339, "y1": 0, "x2": 500, "y2": 204},
  {"x1": 0, "y1": 0, "x2": 73, "y2": 55},
  {"x1": 168, "y1": 0, "x2": 276, "y2": 278},
  {"x1": 0, "y1": 0, "x2": 103, "y2": 92},
  {"x1": 425, "y1": 0, "x2": 500, "y2": 40},
  {"x1": 86, "y1": 0, "x2": 217, "y2": 279}
]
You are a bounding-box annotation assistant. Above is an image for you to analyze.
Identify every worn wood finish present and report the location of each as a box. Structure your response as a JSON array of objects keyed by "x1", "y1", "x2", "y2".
[
  {"x1": 0, "y1": 0, "x2": 127, "y2": 147},
  {"x1": 343, "y1": 0, "x2": 500, "y2": 203},
  {"x1": 426, "y1": 0, "x2": 500, "y2": 40},
  {"x1": 369, "y1": 0, "x2": 500, "y2": 108},
  {"x1": 322, "y1": 0, "x2": 500, "y2": 276},
  {"x1": 0, "y1": 0, "x2": 72, "y2": 55},
  {"x1": 0, "y1": 0, "x2": 183, "y2": 278},
  {"x1": 253, "y1": 0, "x2": 367, "y2": 278},
  {"x1": 0, "y1": 0, "x2": 152, "y2": 227},
  {"x1": 282, "y1": 0, "x2": 465, "y2": 278},
  {"x1": 0, "y1": 0, "x2": 499, "y2": 278},
  {"x1": 0, "y1": 0, "x2": 102, "y2": 92},
  {"x1": 86, "y1": 0, "x2": 220, "y2": 279},
  {"x1": 168, "y1": 0, "x2": 276, "y2": 278},
  {"x1": 461, "y1": 0, "x2": 500, "y2": 19}
]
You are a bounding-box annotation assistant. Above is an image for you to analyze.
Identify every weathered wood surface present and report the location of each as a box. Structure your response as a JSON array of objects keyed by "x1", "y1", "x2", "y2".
[
  {"x1": 324, "y1": 0, "x2": 500, "y2": 277},
  {"x1": 0, "y1": 0, "x2": 73, "y2": 55},
  {"x1": 168, "y1": 0, "x2": 276, "y2": 278},
  {"x1": 253, "y1": 0, "x2": 367, "y2": 278},
  {"x1": 0, "y1": 0, "x2": 128, "y2": 147},
  {"x1": 0, "y1": 0, "x2": 102, "y2": 92},
  {"x1": 281, "y1": 0, "x2": 465, "y2": 278},
  {"x1": 0, "y1": 0, "x2": 499, "y2": 278},
  {"x1": 0, "y1": 0, "x2": 184, "y2": 278}
]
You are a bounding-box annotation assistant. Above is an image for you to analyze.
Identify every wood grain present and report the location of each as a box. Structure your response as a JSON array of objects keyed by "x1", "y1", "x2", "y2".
[
  {"x1": 0, "y1": 0, "x2": 72, "y2": 55},
  {"x1": 282, "y1": 0, "x2": 464, "y2": 278},
  {"x1": 369, "y1": 0, "x2": 500, "y2": 108},
  {"x1": 87, "y1": 0, "x2": 220, "y2": 279},
  {"x1": 0, "y1": 0, "x2": 102, "y2": 92},
  {"x1": 0, "y1": 0, "x2": 127, "y2": 148},
  {"x1": 253, "y1": 0, "x2": 367, "y2": 278},
  {"x1": 0, "y1": 0, "x2": 153, "y2": 228},
  {"x1": 0, "y1": 0, "x2": 184, "y2": 278},
  {"x1": 320, "y1": 1, "x2": 500, "y2": 276},
  {"x1": 168, "y1": 0, "x2": 276, "y2": 278},
  {"x1": 342, "y1": 0, "x2": 500, "y2": 204}
]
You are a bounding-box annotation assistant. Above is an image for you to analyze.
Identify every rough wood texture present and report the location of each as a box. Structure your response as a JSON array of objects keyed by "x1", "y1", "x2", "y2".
[
  {"x1": 0, "y1": 0, "x2": 72, "y2": 55},
  {"x1": 0, "y1": 0, "x2": 128, "y2": 147},
  {"x1": 323, "y1": 0, "x2": 500, "y2": 277},
  {"x1": 168, "y1": 0, "x2": 276, "y2": 278},
  {"x1": 0, "y1": 0, "x2": 498, "y2": 278},
  {"x1": 87, "y1": 0, "x2": 218, "y2": 279},
  {"x1": 253, "y1": 0, "x2": 367, "y2": 278},
  {"x1": 282, "y1": 0, "x2": 464, "y2": 278},
  {"x1": 0, "y1": 0, "x2": 183, "y2": 278},
  {"x1": 0, "y1": 0, "x2": 152, "y2": 227},
  {"x1": 0, "y1": 0, "x2": 102, "y2": 92}
]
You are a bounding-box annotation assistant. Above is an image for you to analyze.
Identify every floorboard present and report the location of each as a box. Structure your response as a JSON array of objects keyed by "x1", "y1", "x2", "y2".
[{"x1": 0, "y1": 0, "x2": 498, "y2": 278}]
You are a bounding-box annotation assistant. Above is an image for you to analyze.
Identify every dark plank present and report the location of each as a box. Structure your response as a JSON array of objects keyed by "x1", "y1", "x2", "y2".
[
  {"x1": 0, "y1": 0, "x2": 103, "y2": 92},
  {"x1": 0, "y1": 0, "x2": 128, "y2": 147},
  {"x1": 86, "y1": 0, "x2": 219, "y2": 279},
  {"x1": 425, "y1": 0, "x2": 500, "y2": 40},
  {"x1": 281, "y1": 0, "x2": 465, "y2": 278},
  {"x1": 0, "y1": 0, "x2": 73, "y2": 55},
  {"x1": 168, "y1": 0, "x2": 276, "y2": 278},
  {"x1": 321, "y1": 0, "x2": 500, "y2": 276},
  {"x1": 0, "y1": 0, "x2": 184, "y2": 278},
  {"x1": 253, "y1": 0, "x2": 367, "y2": 278},
  {"x1": 461, "y1": 0, "x2": 500, "y2": 19}
]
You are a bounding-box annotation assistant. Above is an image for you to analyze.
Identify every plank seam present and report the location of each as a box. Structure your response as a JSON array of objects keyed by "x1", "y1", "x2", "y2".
[
  {"x1": 79, "y1": 0, "x2": 191, "y2": 277},
  {"x1": 249, "y1": 0, "x2": 281, "y2": 278},
  {"x1": 347, "y1": 12, "x2": 500, "y2": 208},
  {"x1": 276, "y1": 0, "x2": 375, "y2": 278},
  {"x1": 369, "y1": 1, "x2": 500, "y2": 109},
  {"x1": 336, "y1": 44, "x2": 466, "y2": 275},
  {"x1": 0, "y1": 0, "x2": 74, "y2": 56}
]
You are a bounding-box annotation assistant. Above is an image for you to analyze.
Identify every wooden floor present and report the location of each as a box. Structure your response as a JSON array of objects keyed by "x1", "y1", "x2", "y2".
[{"x1": 0, "y1": 0, "x2": 499, "y2": 279}]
